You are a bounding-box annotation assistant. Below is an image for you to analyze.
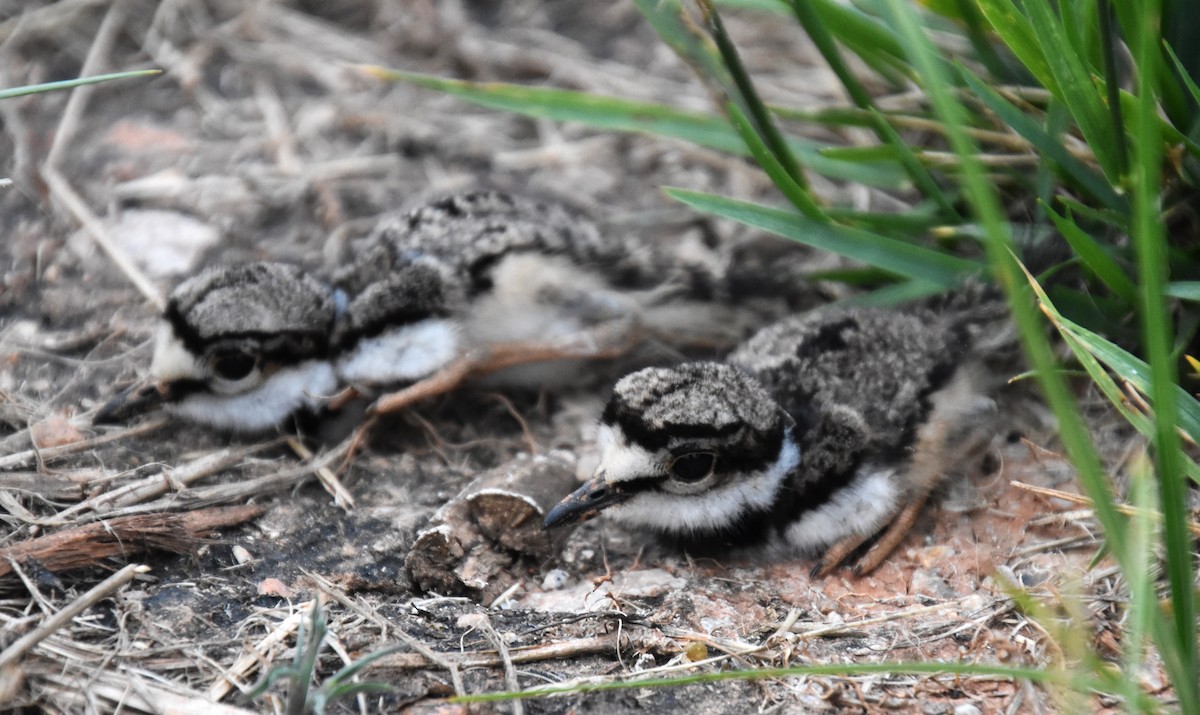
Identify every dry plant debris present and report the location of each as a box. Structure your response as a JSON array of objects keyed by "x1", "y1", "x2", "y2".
[{"x1": 0, "y1": 1, "x2": 1158, "y2": 713}]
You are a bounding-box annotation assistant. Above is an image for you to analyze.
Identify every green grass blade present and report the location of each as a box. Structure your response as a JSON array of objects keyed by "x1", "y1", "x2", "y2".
[
  {"x1": 1042, "y1": 202, "x2": 1137, "y2": 304},
  {"x1": 805, "y1": 0, "x2": 913, "y2": 83},
  {"x1": 1047, "y1": 300, "x2": 1200, "y2": 482},
  {"x1": 358, "y1": 65, "x2": 743, "y2": 152},
  {"x1": 952, "y1": 0, "x2": 1021, "y2": 82},
  {"x1": 726, "y1": 103, "x2": 826, "y2": 220},
  {"x1": 1044, "y1": 307, "x2": 1200, "y2": 447},
  {"x1": 1121, "y1": 452, "x2": 1159, "y2": 715},
  {"x1": 1128, "y1": 0, "x2": 1199, "y2": 700},
  {"x1": 0, "y1": 69, "x2": 161, "y2": 100},
  {"x1": 835, "y1": 279, "x2": 948, "y2": 307},
  {"x1": 699, "y1": 0, "x2": 806, "y2": 189},
  {"x1": 879, "y1": 0, "x2": 1128, "y2": 581},
  {"x1": 664, "y1": 188, "x2": 978, "y2": 285},
  {"x1": 714, "y1": 0, "x2": 789, "y2": 11},
  {"x1": 960, "y1": 69, "x2": 1127, "y2": 214},
  {"x1": 1020, "y1": 0, "x2": 1122, "y2": 182},
  {"x1": 974, "y1": 0, "x2": 1056, "y2": 94},
  {"x1": 1164, "y1": 40, "x2": 1200, "y2": 124},
  {"x1": 824, "y1": 206, "x2": 948, "y2": 234},
  {"x1": 1096, "y1": 0, "x2": 1129, "y2": 176},
  {"x1": 783, "y1": 0, "x2": 958, "y2": 216}
]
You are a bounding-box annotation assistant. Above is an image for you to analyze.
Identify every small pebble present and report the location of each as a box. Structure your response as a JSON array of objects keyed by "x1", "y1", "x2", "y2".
[{"x1": 542, "y1": 569, "x2": 569, "y2": 590}]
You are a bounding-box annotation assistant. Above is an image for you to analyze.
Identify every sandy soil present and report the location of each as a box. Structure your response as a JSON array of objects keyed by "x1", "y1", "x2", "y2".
[{"x1": 0, "y1": 1, "x2": 1155, "y2": 713}]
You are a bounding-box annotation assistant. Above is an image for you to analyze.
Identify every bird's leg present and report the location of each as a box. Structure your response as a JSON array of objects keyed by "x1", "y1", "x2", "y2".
[
  {"x1": 851, "y1": 492, "x2": 931, "y2": 575},
  {"x1": 811, "y1": 530, "x2": 875, "y2": 578}
]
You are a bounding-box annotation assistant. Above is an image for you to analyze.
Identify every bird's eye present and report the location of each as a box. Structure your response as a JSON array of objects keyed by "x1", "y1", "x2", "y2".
[
  {"x1": 211, "y1": 350, "x2": 259, "y2": 382},
  {"x1": 669, "y1": 452, "x2": 716, "y2": 483}
]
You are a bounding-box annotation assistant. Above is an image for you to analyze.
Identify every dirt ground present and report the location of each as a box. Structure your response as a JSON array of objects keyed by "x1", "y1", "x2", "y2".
[{"x1": 0, "y1": 1, "x2": 1164, "y2": 713}]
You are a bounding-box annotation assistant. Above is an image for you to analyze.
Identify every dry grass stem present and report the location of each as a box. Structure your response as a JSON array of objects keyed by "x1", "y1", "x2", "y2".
[
  {"x1": 0, "y1": 417, "x2": 168, "y2": 471},
  {"x1": 0, "y1": 562, "x2": 148, "y2": 669},
  {"x1": 1012, "y1": 480, "x2": 1200, "y2": 536},
  {"x1": 206, "y1": 601, "x2": 310, "y2": 702},
  {"x1": 286, "y1": 436, "x2": 355, "y2": 509}
]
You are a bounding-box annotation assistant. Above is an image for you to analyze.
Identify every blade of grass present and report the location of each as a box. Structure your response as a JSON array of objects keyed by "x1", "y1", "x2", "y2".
[
  {"x1": 1045, "y1": 300, "x2": 1200, "y2": 482},
  {"x1": 1041, "y1": 202, "x2": 1137, "y2": 304},
  {"x1": 698, "y1": 0, "x2": 806, "y2": 189},
  {"x1": 725, "y1": 103, "x2": 826, "y2": 220},
  {"x1": 1128, "y1": 0, "x2": 1199, "y2": 699},
  {"x1": 960, "y1": 69, "x2": 1127, "y2": 214},
  {"x1": 1020, "y1": 0, "x2": 1122, "y2": 182},
  {"x1": 823, "y1": 206, "x2": 948, "y2": 234},
  {"x1": 974, "y1": 0, "x2": 1057, "y2": 94},
  {"x1": 1035, "y1": 269, "x2": 1200, "y2": 708},
  {"x1": 784, "y1": 0, "x2": 958, "y2": 217},
  {"x1": 1045, "y1": 307, "x2": 1200, "y2": 446},
  {"x1": 1096, "y1": 0, "x2": 1129, "y2": 176},
  {"x1": 0, "y1": 69, "x2": 161, "y2": 100},
  {"x1": 835, "y1": 279, "x2": 948, "y2": 307},
  {"x1": 450, "y1": 660, "x2": 1085, "y2": 705},
  {"x1": 1121, "y1": 451, "x2": 1159, "y2": 715},
  {"x1": 803, "y1": 0, "x2": 914, "y2": 84},
  {"x1": 664, "y1": 188, "x2": 979, "y2": 285},
  {"x1": 1165, "y1": 282, "x2": 1200, "y2": 301}
]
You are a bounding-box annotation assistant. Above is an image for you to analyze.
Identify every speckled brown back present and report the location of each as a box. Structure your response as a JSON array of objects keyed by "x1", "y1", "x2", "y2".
[
  {"x1": 335, "y1": 191, "x2": 661, "y2": 296},
  {"x1": 729, "y1": 307, "x2": 964, "y2": 455}
]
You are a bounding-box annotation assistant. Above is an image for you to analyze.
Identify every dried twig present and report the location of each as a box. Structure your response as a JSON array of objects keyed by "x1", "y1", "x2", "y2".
[
  {"x1": 286, "y1": 437, "x2": 354, "y2": 510},
  {"x1": 1011, "y1": 480, "x2": 1200, "y2": 537},
  {"x1": 305, "y1": 570, "x2": 467, "y2": 697},
  {"x1": 372, "y1": 634, "x2": 623, "y2": 671},
  {"x1": 474, "y1": 614, "x2": 524, "y2": 715},
  {"x1": 57, "y1": 442, "x2": 275, "y2": 521},
  {"x1": 207, "y1": 601, "x2": 311, "y2": 702},
  {"x1": 0, "y1": 562, "x2": 148, "y2": 669},
  {"x1": 0, "y1": 505, "x2": 262, "y2": 578},
  {"x1": 0, "y1": 417, "x2": 168, "y2": 471},
  {"x1": 36, "y1": 665, "x2": 257, "y2": 715}
]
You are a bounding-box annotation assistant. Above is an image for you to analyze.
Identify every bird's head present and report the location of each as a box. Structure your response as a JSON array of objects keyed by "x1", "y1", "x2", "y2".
[
  {"x1": 96, "y1": 262, "x2": 339, "y2": 432},
  {"x1": 544, "y1": 362, "x2": 799, "y2": 538}
]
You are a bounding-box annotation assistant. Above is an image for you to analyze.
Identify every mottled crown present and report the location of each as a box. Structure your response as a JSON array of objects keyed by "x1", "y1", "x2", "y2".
[
  {"x1": 165, "y1": 262, "x2": 336, "y2": 359},
  {"x1": 602, "y1": 362, "x2": 787, "y2": 460}
]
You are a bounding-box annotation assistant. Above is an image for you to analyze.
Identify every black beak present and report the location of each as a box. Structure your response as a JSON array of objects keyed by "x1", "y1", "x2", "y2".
[
  {"x1": 543, "y1": 472, "x2": 631, "y2": 528},
  {"x1": 94, "y1": 380, "x2": 173, "y2": 424}
]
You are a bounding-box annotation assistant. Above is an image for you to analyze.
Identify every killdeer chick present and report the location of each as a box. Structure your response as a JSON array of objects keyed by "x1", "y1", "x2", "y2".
[
  {"x1": 544, "y1": 306, "x2": 1002, "y2": 575},
  {"x1": 96, "y1": 262, "x2": 341, "y2": 432}
]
